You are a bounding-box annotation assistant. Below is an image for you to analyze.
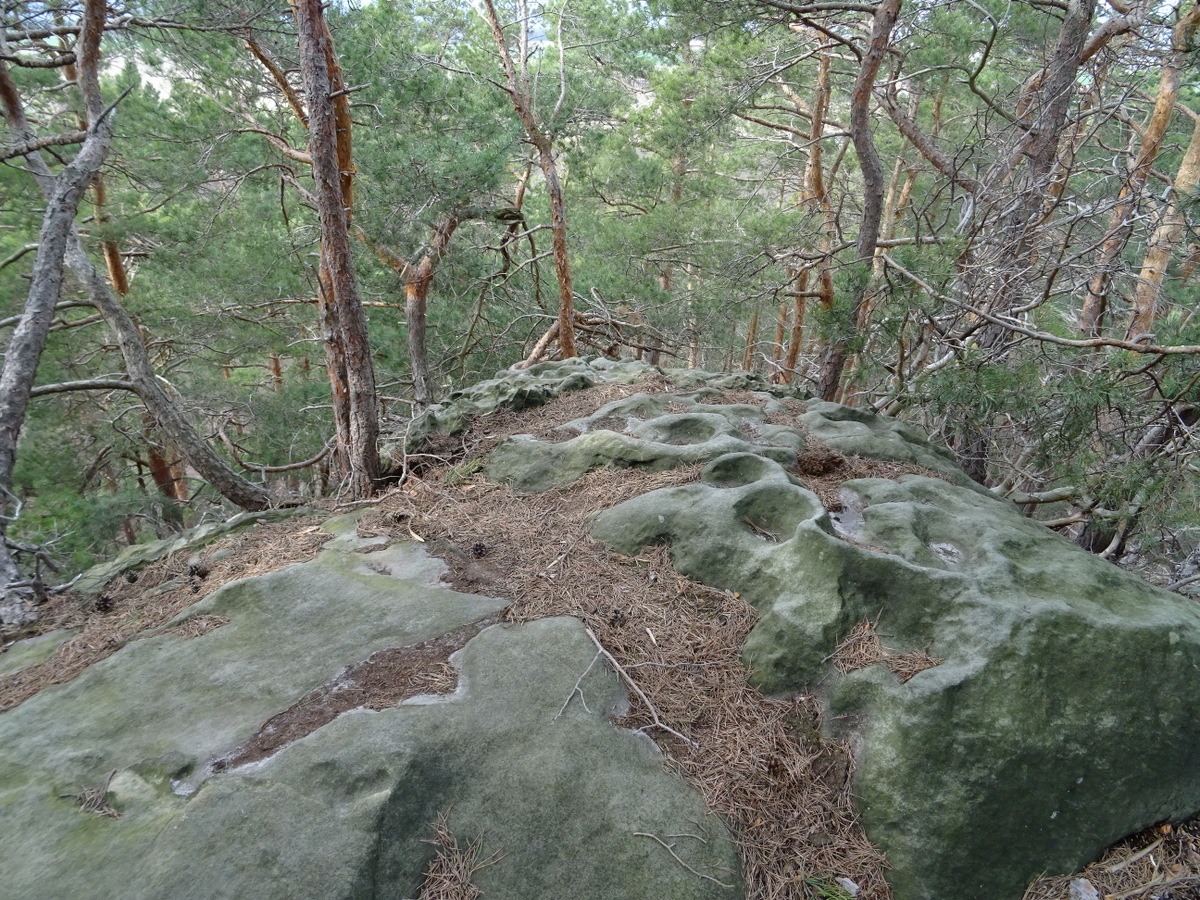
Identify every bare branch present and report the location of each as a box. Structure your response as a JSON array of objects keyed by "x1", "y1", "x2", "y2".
[
  {"x1": 0, "y1": 129, "x2": 87, "y2": 161},
  {"x1": 30, "y1": 378, "x2": 137, "y2": 398},
  {"x1": 881, "y1": 253, "x2": 1200, "y2": 356}
]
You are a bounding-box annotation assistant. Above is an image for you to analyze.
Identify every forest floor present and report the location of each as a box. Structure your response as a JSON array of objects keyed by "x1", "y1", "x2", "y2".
[{"x1": 3, "y1": 380, "x2": 1199, "y2": 900}]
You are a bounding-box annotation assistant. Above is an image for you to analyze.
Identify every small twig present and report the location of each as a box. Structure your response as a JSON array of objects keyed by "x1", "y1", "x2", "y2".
[
  {"x1": 59, "y1": 769, "x2": 120, "y2": 818},
  {"x1": 544, "y1": 535, "x2": 586, "y2": 571},
  {"x1": 327, "y1": 82, "x2": 370, "y2": 98},
  {"x1": 585, "y1": 627, "x2": 697, "y2": 748},
  {"x1": 0, "y1": 484, "x2": 24, "y2": 522},
  {"x1": 1106, "y1": 837, "x2": 1163, "y2": 873},
  {"x1": 330, "y1": 495, "x2": 391, "y2": 510},
  {"x1": 1167, "y1": 572, "x2": 1200, "y2": 592},
  {"x1": 1106, "y1": 874, "x2": 1197, "y2": 900},
  {"x1": 633, "y1": 831, "x2": 734, "y2": 888},
  {"x1": 555, "y1": 650, "x2": 600, "y2": 719},
  {"x1": 741, "y1": 516, "x2": 779, "y2": 541}
]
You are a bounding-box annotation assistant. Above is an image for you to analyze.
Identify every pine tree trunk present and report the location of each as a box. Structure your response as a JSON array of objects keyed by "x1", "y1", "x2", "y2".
[
  {"x1": 406, "y1": 217, "x2": 460, "y2": 407},
  {"x1": 0, "y1": 0, "x2": 114, "y2": 620},
  {"x1": 780, "y1": 269, "x2": 811, "y2": 384},
  {"x1": 293, "y1": 0, "x2": 379, "y2": 497},
  {"x1": 1079, "y1": 0, "x2": 1200, "y2": 336},
  {"x1": 742, "y1": 309, "x2": 760, "y2": 371},
  {"x1": 1127, "y1": 111, "x2": 1200, "y2": 338},
  {"x1": 480, "y1": 0, "x2": 576, "y2": 359},
  {"x1": 816, "y1": 0, "x2": 902, "y2": 400}
]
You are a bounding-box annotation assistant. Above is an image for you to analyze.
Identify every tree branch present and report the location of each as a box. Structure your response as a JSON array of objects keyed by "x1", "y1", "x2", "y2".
[
  {"x1": 0, "y1": 129, "x2": 88, "y2": 161},
  {"x1": 30, "y1": 378, "x2": 137, "y2": 398},
  {"x1": 881, "y1": 252, "x2": 1200, "y2": 355}
]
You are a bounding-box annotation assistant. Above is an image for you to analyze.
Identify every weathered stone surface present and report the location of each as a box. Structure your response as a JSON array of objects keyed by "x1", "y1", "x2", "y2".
[
  {"x1": 589, "y1": 446, "x2": 1200, "y2": 899},
  {"x1": 661, "y1": 367, "x2": 803, "y2": 394},
  {"x1": 800, "y1": 400, "x2": 977, "y2": 487},
  {"x1": 0, "y1": 627, "x2": 78, "y2": 675},
  {"x1": 16, "y1": 359, "x2": 1197, "y2": 900},
  {"x1": 0, "y1": 516, "x2": 740, "y2": 899},
  {"x1": 73, "y1": 507, "x2": 310, "y2": 597},
  {"x1": 488, "y1": 389, "x2": 806, "y2": 492},
  {"x1": 382, "y1": 356, "x2": 659, "y2": 463},
  {"x1": 383, "y1": 356, "x2": 806, "y2": 474}
]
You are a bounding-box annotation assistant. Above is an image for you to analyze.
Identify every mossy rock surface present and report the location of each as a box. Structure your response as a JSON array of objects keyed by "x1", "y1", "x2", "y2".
[
  {"x1": 73, "y1": 507, "x2": 310, "y2": 597},
  {"x1": 487, "y1": 386, "x2": 806, "y2": 492},
  {"x1": 14, "y1": 361, "x2": 1200, "y2": 900},
  {"x1": 0, "y1": 515, "x2": 740, "y2": 899},
  {"x1": 383, "y1": 357, "x2": 807, "y2": 474},
  {"x1": 0, "y1": 628, "x2": 78, "y2": 675},
  {"x1": 381, "y1": 356, "x2": 660, "y2": 462},
  {"x1": 586, "y1": 445, "x2": 1200, "y2": 898}
]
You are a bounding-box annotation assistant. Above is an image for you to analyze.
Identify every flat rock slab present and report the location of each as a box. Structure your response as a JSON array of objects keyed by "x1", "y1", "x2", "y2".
[
  {"x1": 0, "y1": 515, "x2": 740, "y2": 899},
  {"x1": 0, "y1": 627, "x2": 78, "y2": 675}
]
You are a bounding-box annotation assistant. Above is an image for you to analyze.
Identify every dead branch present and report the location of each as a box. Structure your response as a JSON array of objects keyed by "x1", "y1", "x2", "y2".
[
  {"x1": 633, "y1": 831, "x2": 735, "y2": 888},
  {"x1": 585, "y1": 627, "x2": 697, "y2": 748},
  {"x1": 555, "y1": 650, "x2": 600, "y2": 719},
  {"x1": 881, "y1": 253, "x2": 1200, "y2": 356},
  {"x1": 29, "y1": 377, "x2": 136, "y2": 398}
]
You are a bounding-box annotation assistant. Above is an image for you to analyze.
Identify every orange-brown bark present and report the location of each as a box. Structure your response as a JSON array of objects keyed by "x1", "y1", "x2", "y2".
[
  {"x1": 1079, "y1": 0, "x2": 1200, "y2": 336},
  {"x1": 1127, "y1": 112, "x2": 1200, "y2": 338},
  {"x1": 479, "y1": 0, "x2": 576, "y2": 359}
]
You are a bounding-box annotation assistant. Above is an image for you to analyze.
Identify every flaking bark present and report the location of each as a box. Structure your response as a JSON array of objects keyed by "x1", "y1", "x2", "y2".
[{"x1": 292, "y1": 0, "x2": 380, "y2": 497}]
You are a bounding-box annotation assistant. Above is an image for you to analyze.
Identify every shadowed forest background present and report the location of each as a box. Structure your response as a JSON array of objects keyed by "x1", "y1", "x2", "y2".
[{"x1": 2, "y1": 0, "x2": 1199, "y2": 595}]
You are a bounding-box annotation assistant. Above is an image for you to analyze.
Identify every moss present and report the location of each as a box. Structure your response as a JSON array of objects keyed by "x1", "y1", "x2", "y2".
[{"x1": 589, "y1": 446, "x2": 1200, "y2": 900}]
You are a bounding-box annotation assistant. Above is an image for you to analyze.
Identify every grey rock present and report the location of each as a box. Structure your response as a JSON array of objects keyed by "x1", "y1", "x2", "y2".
[
  {"x1": 589, "y1": 444, "x2": 1200, "y2": 900},
  {"x1": 488, "y1": 389, "x2": 806, "y2": 493},
  {"x1": 0, "y1": 515, "x2": 740, "y2": 900},
  {"x1": 0, "y1": 627, "x2": 78, "y2": 675},
  {"x1": 73, "y1": 507, "x2": 310, "y2": 597}
]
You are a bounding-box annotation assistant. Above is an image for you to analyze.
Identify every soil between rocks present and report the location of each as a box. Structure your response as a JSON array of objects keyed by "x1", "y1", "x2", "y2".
[{"x1": 212, "y1": 614, "x2": 502, "y2": 772}]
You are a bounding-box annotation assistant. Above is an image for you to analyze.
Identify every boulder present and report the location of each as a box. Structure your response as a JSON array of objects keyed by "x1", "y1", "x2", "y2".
[
  {"x1": 381, "y1": 356, "x2": 660, "y2": 461},
  {"x1": 586, "y1": 447, "x2": 1200, "y2": 899},
  {"x1": 454, "y1": 358, "x2": 1200, "y2": 899},
  {"x1": 488, "y1": 389, "x2": 807, "y2": 492},
  {"x1": 381, "y1": 355, "x2": 806, "y2": 467},
  {"x1": 11, "y1": 358, "x2": 1199, "y2": 900}
]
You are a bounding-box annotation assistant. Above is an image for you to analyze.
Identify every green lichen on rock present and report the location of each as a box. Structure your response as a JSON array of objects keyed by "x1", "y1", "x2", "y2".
[
  {"x1": 589, "y1": 444, "x2": 1200, "y2": 899},
  {"x1": 0, "y1": 628, "x2": 78, "y2": 675},
  {"x1": 0, "y1": 516, "x2": 741, "y2": 899},
  {"x1": 458, "y1": 359, "x2": 971, "y2": 496},
  {"x1": 382, "y1": 357, "x2": 659, "y2": 462},
  {"x1": 384, "y1": 357, "x2": 807, "y2": 478},
  {"x1": 800, "y1": 401, "x2": 977, "y2": 487},
  {"x1": 487, "y1": 389, "x2": 806, "y2": 492},
  {"x1": 588, "y1": 452, "x2": 961, "y2": 692},
  {"x1": 73, "y1": 507, "x2": 310, "y2": 597},
  {"x1": 660, "y1": 367, "x2": 805, "y2": 394}
]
